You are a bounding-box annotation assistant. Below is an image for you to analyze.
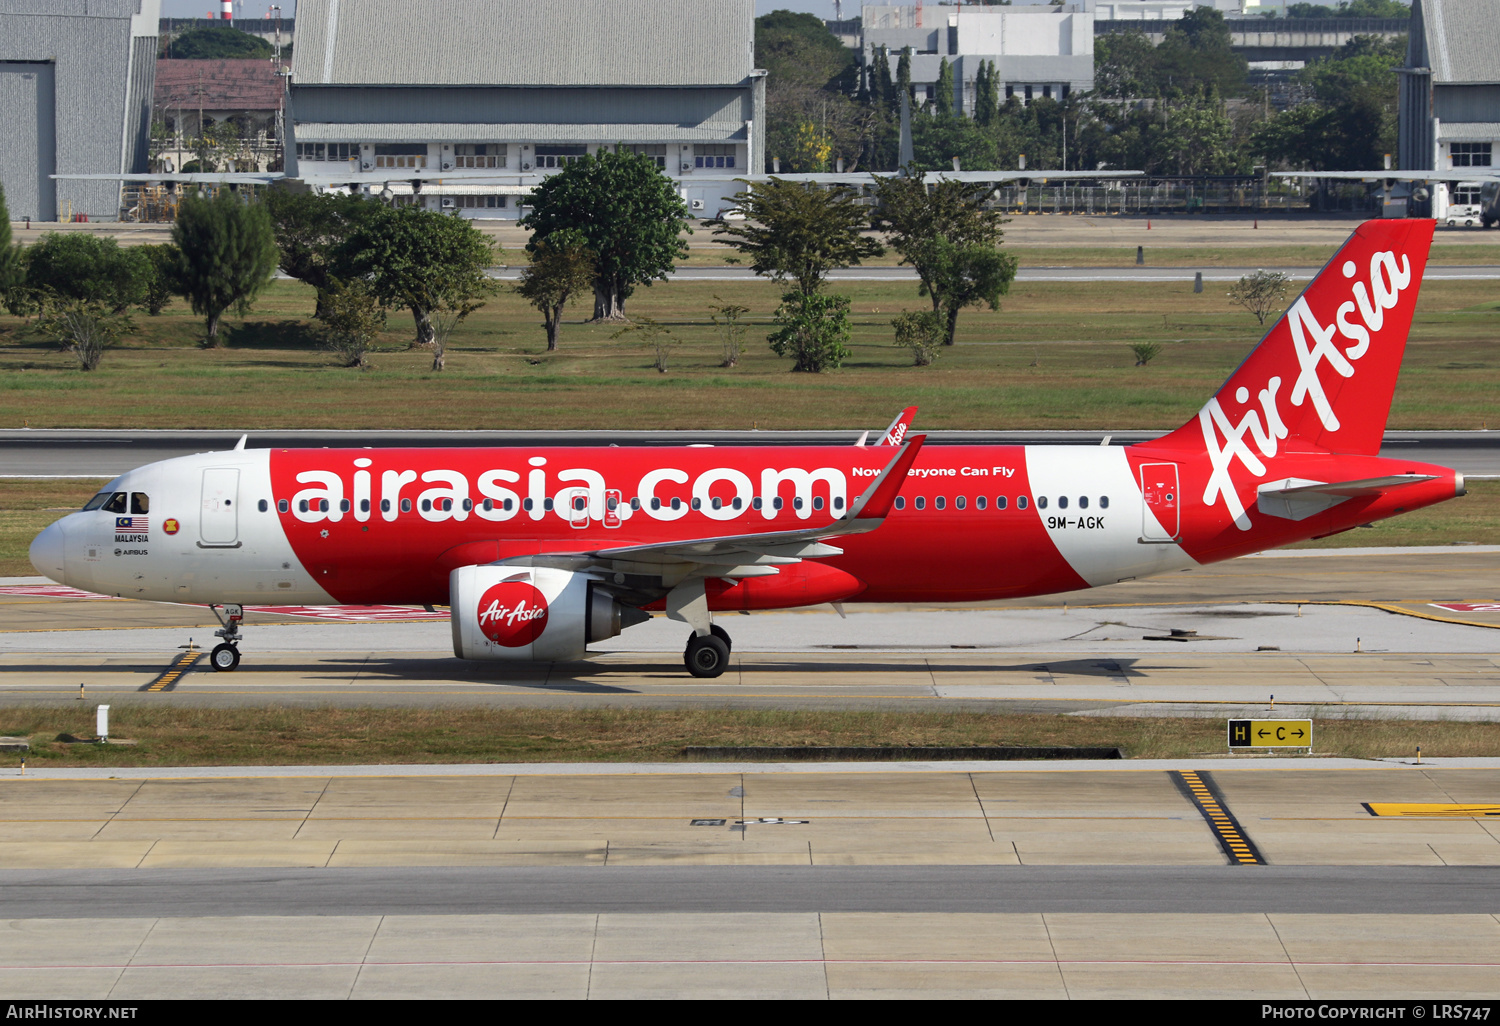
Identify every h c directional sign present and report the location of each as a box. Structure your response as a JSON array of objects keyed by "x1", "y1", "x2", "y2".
[{"x1": 1228, "y1": 719, "x2": 1312, "y2": 749}]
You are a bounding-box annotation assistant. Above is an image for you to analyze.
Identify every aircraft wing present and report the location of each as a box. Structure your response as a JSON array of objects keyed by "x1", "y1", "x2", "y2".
[
  {"x1": 922, "y1": 170, "x2": 1144, "y2": 183},
  {"x1": 525, "y1": 435, "x2": 925, "y2": 579},
  {"x1": 691, "y1": 170, "x2": 1144, "y2": 187},
  {"x1": 1274, "y1": 170, "x2": 1500, "y2": 183},
  {"x1": 52, "y1": 172, "x2": 285, "y2": 185}
]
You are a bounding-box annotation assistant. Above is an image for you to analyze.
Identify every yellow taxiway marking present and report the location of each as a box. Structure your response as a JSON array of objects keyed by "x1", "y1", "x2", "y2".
[
  {"x1": 141, "y1": 651, "x2": 203, "y2": 693},
  {"x1": 1364, "y1": 803, "x2": 1500, "y2": 818},
  {"x1": 1175, "y1": 770, "x2": 1265, "y2": 865}
]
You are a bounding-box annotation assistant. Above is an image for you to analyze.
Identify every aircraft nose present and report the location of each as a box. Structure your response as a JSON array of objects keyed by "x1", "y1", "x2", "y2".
[{"x1": 29, "y1": 519, "x2": 66, "y2": 581}]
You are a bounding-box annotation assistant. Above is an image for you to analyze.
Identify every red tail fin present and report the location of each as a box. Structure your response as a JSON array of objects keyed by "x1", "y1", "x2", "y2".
[{"x1": 1158, "y1": 219, "x2": 1433, "y2": 458}]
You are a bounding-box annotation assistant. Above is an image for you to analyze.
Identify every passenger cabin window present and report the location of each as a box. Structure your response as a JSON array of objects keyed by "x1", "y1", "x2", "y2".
[
  {"x1": 277, "y1": 500, "x2": 289, "y2": 513},
  {"x1": 1038, "y1": 496, "x2": 1049, "y2": 509},
  {"x1": 935, "y1": 497, "x2": 945, "y2": 510},
  {"x1": 1058, "y1": 496, "x2": 1068, "y2": 510},
  {"x1": 996, "y1": 496, "x2": 1007, "y2": 510},
  {"x1": 976, "y1": 496, "x2": 986, "y2": 510},
  {"x1": 914, "y1": 497, "x2": 926, "y2": 510},
  {"x1": 1100, "y1": 496, "x2": 1110, "y2": 509},
  {"x1": 1078, "y1": 496, "x2": 1088, "y2": 510},
  {"x1": 894, "y1": 497, "x2": 905, "y2": 510},
  {"x1": 1017, "y1": 496, "x2": 1028, "y2": 510},
  {"x1": 258, "y1": 500, "x2": 268, "y2": 512},
  {"x1": 401, "y1": 498, "x2": 412, "y2": 513}
]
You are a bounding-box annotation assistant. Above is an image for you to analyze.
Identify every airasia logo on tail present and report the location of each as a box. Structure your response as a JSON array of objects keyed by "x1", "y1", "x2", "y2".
[
  {"x1": 476, "y1": 581, "x2": 549, "y2": 647},
  {"x1": 1199, "y1": 246, "x2": 1414, "y2": 530}
]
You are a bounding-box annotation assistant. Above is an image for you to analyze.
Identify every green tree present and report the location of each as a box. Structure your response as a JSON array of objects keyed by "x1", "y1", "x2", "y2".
[
  {"x1": 263, "y1": 188, "x2": 378, "y2": 318},
  {"x1": 1251, "y1": 36, "x2": 1402, "y2": 172},
  {"x1": 923, "y1": 237, "x2": 1018, "y2": 346},
  {"x1": 171, "y1": 189, "x2": 279, "y2": 344},
  {"x1": 514, "y1": 231, "x2": 597, "y2": 352},
  {"x1": 769, "y1": 290, "x2": 852, "y2": 373},
  {"x1": 709, "y1": 296, "x2": 750, "y2": 368},
  {"x1": 935, "y1": 58, "x2": 955, "y2": 117},
  {"x1": 612, "y1": 317, "x2": 679, "y2": 373},
  {"x1": 1157, "y1": 8, "x2": 1248, "y2": 97},
  {"x1": 708, "y1": 178, "x2": 883, "y2": 298},
  {"x1": 317, "y1": 279, "x2": 385, "y2": 370},
  {"x1": 1094, "y1": 30, "x2": 1161, "y2": 98},
  {"x1": 24, "y1": 233, "x2": 149, "y2": 314},
  {"x1": 162, "y1": 26, "x2": 272, "y2": 59},
  {"x1": 891, "y1": 309, "x2": 943, "y2": 366},
  {"x1": 873, "y1": 174, "x2": 1012, "y2": 343},
  {"x1": 521, "y1": 150, "x2": 689, "y2": 321},
  {"x1": 0, "y1": 185, "x2": 22, "y2": 300},
  {"x1": 1228, "y1": 269, "x2": 1291, "y2": 326},
  {"x1": 897, "y1": 47, "x2": 913, "y2": 104},
  {"x1": 755, "y1": 10, "x2": 855, "y2": 94},
  {"x1": 39, "y1": 307, "x2": 130, "y2": 371},
  {"x1": 136, "y1": 243, "x2": 181, "y2": 316},
  {"x1": 337, "y1": 205, "x2": 495, "y2": 346}
]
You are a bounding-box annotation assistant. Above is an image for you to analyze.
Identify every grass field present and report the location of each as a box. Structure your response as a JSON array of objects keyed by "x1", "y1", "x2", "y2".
[
  {"x1": 1, "y1": 276, "x2": 1497, "y2": 431},
  {"x1": 0, "y1": 478, "x2": 1495, "y2": 577},
  {"x1": 0, "y1": 706, "x2": 1482, "y2": 766}
]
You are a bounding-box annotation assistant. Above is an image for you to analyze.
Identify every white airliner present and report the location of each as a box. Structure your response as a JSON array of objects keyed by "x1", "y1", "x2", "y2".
[{"x1": 28, "y1": 220, "x2": 1465, "y2": 679}]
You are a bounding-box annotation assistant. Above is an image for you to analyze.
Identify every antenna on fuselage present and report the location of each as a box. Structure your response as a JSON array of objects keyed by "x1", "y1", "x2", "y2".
[{"x1": 233, "y1": 434, "x2": 247, "y2": 450}]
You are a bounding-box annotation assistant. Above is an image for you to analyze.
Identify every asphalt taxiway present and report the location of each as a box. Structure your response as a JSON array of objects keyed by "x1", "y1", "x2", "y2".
[
  {"x1": 3, "y1": 546, "x2": 1497, "y2": 717},
  {"x1": 2, "y1": 545, "x2": 1499, "y2": 998}
]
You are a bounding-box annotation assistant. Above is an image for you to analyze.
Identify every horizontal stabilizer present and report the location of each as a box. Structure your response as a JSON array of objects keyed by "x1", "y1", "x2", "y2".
[{"x1": 1257, "y1": 474, "x2": 1435, "y2": 521}]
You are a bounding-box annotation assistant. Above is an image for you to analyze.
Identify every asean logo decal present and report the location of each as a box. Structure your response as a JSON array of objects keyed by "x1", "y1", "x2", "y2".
[
  {"x1": 475, "y1": 581, "x2": 549, "y2": 648},
  {"x1": 163, "y1": 518, "x2": 180, "y2": 536}
]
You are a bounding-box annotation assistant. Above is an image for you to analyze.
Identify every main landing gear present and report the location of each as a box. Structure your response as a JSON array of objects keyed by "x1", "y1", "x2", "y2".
[
  {"x1": 684, "y1": 624, "x2": 733, "y2": 679},
  {"x1": 208, "y1": 603, "x2": 244, "y2": 672}
]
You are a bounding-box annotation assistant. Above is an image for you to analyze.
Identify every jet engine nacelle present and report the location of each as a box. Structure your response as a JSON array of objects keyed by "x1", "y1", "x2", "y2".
[{"x1": 449, "y1": 564, "x2": 648, "y2": 661}]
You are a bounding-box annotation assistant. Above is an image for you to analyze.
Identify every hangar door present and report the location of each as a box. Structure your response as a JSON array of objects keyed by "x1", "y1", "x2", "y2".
[{"x1": 0, "y1": 62, "x2": 56, "y2": 222}]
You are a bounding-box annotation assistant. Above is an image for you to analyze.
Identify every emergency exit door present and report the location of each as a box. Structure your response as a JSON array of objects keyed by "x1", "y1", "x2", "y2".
[
  {"x1": 1139, "y1": 462, "x2": 1180, "y2": 542},
  {"x1": 200, "y1": 468, "x2": 240, "y2": 546}
]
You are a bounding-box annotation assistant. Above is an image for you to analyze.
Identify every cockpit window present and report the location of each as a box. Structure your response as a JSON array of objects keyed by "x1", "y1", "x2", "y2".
[
  {"x1": 82, "y1": 492, "x2": 114, "y2": 511},
  {"x1": 130, "y1": 493, "x2": 149, "y2": 514},
  {"x1": 101, "y1": 492, "x2": 128, "y2": 514}
]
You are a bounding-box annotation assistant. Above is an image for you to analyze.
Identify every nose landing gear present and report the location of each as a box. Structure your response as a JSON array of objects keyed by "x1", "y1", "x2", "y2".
[{"x1": 209, "y1": 603, "x2": 244, "y2": 672}]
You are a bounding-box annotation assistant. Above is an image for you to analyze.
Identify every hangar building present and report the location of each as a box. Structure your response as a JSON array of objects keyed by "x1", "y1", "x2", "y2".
[
  {"x1": 0, "y1": 0, "x2": 160, "y2": 222},
  {"x1": 1399, "y1": 0, "x2": 1500, "y2": 219},
  {"x1": 287, "y1": 0, "x2": 764, "y2": 219}
]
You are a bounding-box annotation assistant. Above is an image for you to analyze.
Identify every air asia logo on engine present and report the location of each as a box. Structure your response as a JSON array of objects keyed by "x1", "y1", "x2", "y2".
[{"x1": 475, "y1": 581, "x2": 549, "y2": 648}]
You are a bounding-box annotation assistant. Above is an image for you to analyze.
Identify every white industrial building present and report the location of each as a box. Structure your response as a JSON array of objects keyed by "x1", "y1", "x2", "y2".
[
  {"x1": 0, "y1": 0, "x2": 160, "y2": 222},
  {"x1": 860, "y1": 3, "x2": 1095, "y2": 113},
  {"x1": 286, "y1": 0, "x2": 764, "y2": 220},
  {"x1": 1398, "y1": 0, "x2": 1499, "y2": 219}
]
